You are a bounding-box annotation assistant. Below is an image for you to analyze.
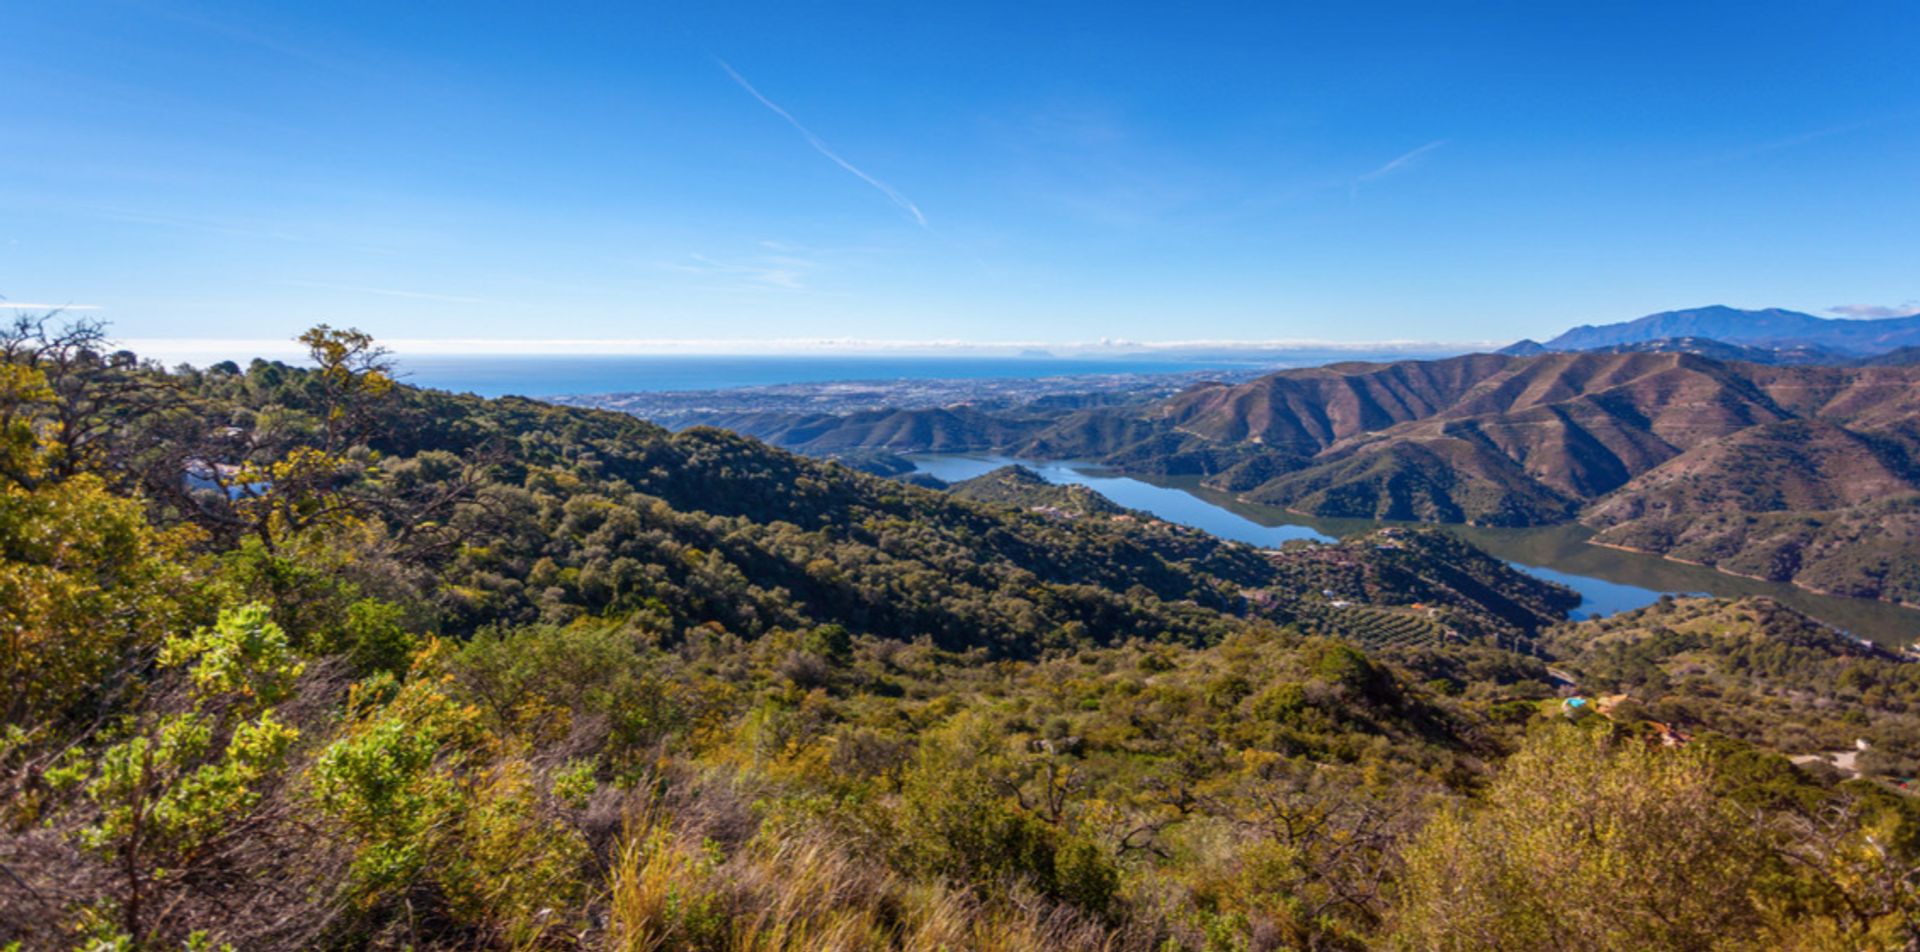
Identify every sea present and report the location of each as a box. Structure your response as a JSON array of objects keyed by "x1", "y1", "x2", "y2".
[{"x1": 389, "y1": 354, "x2": 1268, "y2": 399}]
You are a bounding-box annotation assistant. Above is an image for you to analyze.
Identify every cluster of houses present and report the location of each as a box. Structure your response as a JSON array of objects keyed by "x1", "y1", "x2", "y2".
[{"x1": 1559, "y1": 694, "x2": 1692, "y2": 747}]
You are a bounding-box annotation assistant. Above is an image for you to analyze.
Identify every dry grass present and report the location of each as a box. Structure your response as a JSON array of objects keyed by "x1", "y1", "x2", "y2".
[{"x1": 606, "y1": 806, "x2": 1142, "y2": 952}]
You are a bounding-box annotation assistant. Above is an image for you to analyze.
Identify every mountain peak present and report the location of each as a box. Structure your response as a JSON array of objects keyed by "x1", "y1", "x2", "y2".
[{"x1": 1542, "y1": 305, "x2": 1920, "y2": 356}]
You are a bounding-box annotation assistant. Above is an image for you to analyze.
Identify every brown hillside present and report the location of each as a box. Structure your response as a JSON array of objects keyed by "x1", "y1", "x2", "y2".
[
  {"x1": 645, "y1": 353, "x2": 1920, "y2": 597},
  {"x1": 1585, "y1": 419, "x2": 1919, "y2": 527},
  {"x1": 1130, "y1": 353, "x2": 1832, "y2": 523}
]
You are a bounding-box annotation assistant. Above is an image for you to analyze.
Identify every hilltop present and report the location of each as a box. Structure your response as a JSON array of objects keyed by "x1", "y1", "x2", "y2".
[{"x1": 947, "y1": 464, "x2": 1136, "y2": 518}]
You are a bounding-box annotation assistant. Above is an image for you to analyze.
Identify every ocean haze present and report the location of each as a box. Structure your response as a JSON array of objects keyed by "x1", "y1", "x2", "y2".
[
  {"x1": 123, "y1": 338, "x2": 1496, "y2": 398},
  {"x1": 386, "y1": 354, "x2": 1268, "y2": 399}
]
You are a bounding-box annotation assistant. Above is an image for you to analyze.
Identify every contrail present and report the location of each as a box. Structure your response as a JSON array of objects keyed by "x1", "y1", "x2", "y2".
[
  {"x1": 1359, "y1": 139, "x2": 1447, "y2": 183},
  {"x1": 717, "y1": 58, "x2": 927, "y2": 227}
]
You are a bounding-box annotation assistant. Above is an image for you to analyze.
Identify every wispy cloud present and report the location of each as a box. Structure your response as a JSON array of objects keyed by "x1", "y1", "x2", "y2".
[
  {"x1": 1356, "y1": 139, "x2": 1447, "y2": 190},
  {"x1": 660, "y1": 252, "x2": 815, "y2": 291},
  {"x1": 289, "y1": 282, "x2": 502, "y2": 305},
  {"x1": 138, "y1": 3, "x2": 378, "y2": 80},
  {"x1": 1750, "y1": 121, "x2": 1872, "y2": 155},
  {"x1": 1830, "y1": 302, "x2": 1920, "y2": 320},
  {"x1": 1694, "y1": 112, "x2": 1918, "y2": 166},
  {"x1": 88, "y1": 207, "x2": 306, "y2": 243},
  {"x1": 716, "y1": 58, "x2": 927, "y2": 227}
]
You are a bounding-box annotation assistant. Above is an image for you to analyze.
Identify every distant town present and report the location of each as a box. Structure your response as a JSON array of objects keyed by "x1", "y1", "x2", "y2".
[{"x1": 550, "y1": 365, "x2": 1276, "y2": 427}]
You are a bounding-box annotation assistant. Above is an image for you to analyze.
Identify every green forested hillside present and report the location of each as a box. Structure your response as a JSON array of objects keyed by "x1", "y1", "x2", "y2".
[
  {"x1": 1544, "y1": 596, "x2": 1920, "y2": 774},
  {"x1": 2, "y1": 324, "x2": 1915, "y2": 952},
  {"x1": 947, "y1": 464, "x2": 1135, "y2": 518}
]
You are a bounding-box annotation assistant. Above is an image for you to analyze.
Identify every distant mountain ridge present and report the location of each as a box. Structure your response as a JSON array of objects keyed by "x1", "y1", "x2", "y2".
[
  {"x1": 1540, "y1": 305, "x2": 1920, "y2": 356},
  {"x1": 631, "y1": 351, "x2": 1920, "y2": 606},
  {"x1": 1501, "y1": 336, "x2": 1848, "y2": 366}
]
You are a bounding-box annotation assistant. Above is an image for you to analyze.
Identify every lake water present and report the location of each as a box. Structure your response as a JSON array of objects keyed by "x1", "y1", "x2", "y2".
[
  {"x1": 389, "y1": 354, "x2": 1265, "y2": 399},
  {"x1": 906, "y1": 454, "x2": 1920, "y2": 645}
]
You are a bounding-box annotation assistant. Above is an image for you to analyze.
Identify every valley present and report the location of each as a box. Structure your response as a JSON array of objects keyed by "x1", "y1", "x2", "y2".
[
  {"x1": 905, "y1": 454, "x2": 1920, "y2": 644},
  {"x1": 586, "y1": 349, "x2": 1920, "y2": 616}
]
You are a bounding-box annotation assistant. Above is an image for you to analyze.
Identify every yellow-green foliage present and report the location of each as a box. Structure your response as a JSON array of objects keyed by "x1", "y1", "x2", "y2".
[
  {"x1": 896, "y1": 711, "x2": 1121, "y2": 915},
  {"x1": 0, "y1": 332, "x2": 209, "y2": 739},
  {"x1": 310, "y1": 660, "x2": 488, "y2": 898},
  {"x1": 0, "y1": 362, "x2": 54, "y2": 481},
  {"x1": 309, "y1": 648, "x2": 589, "y2": 945},
  {"x1": 1393, "y1": 725, "x2": 1767, "y2": 952},
  {"x1": 1755, "y1": 803, "x2": 1920, "y2": 952},
  {"x1": 45, "y1": 606, "x2": 303, "y2": 943},
  {"x1": 0, "y1": 469, "x2": 206, "y2": 733},
  {"x1": 158, "y1": 604, "x2": 305, "y2": 708}
]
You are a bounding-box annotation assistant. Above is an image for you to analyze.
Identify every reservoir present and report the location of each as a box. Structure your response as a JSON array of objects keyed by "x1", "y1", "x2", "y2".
[{"x1": 906, "y1": 455, "x2": 1920, "y2": 646}]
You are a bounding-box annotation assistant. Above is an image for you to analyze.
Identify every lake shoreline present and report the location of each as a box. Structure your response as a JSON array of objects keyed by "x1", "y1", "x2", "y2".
[
  {"x1": 1582, "y1": 538, "x2": 1920, "y2": 608},
  {"x1": 904, "y1": 453, "x2": 1920, "y2": 646}
]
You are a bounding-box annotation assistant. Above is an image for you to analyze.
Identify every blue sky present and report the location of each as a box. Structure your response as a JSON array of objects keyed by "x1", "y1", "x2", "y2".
[{"x1": 5, "y1": 1, "x2": 1918, "y2": 353}]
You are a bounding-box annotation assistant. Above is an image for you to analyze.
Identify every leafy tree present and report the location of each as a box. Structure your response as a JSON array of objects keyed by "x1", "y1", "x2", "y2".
[
  {"x1": 296, "y1": 325, "x2": 394, "y2": 455},
  {"x1": 896, "y1": 711, "x2": 1120, "y2": 916},
  {"x1": 309, "y1": 644, "x2": 589, "y2": 945},
  {"x1": 45, "y1": 605, "x2": 302, "y2": 945},
  {"x1": 0, "y1": 312, "x2": 166, "y2": 487},
  {"x1": 1201, "y1": 754, "x2": 1413, "y2": 950},
  {"x1": 0, "y1": 402, "x2": 205, "y2": 737},
  {"x1": 1759, "y1": 792, "x2": 1920, "y2": 951},
  {"x1": 1393, "y1": 725, "x2": 1767, "y2": 952}
]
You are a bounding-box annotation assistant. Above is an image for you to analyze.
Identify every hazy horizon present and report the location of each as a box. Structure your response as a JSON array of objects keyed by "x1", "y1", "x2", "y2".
[{"x1": 114, "y1": 334, "x2": 1503, "y2": 364}]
